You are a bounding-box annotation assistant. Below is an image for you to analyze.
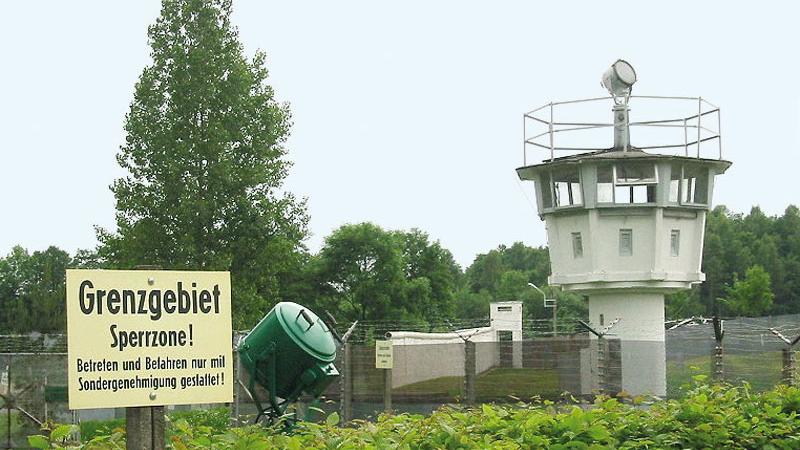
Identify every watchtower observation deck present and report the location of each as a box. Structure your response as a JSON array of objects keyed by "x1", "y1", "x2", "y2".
[{"x1": 517, "y1": 95, "x2": 731, "y2": 294}]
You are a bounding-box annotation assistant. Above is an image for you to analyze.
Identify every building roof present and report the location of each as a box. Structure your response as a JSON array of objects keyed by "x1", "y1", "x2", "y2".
[{"x1": 517, "y1": 148, "x2": 731, "y2": 174}]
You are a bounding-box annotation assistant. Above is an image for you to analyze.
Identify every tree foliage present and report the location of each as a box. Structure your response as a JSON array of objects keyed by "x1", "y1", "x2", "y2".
[
  {"x1": 720, "y1": 265, "x2": 774, "y2": 317},
  {"x1": 3, "y1": 203, "x2": 800, "y2": 332},
  {"x1": 693, "y1": 205, "x2": 800, "y2": 317},
  {"x1": 458, "y1": 242, "x2": 586, "y2": 323},
  {"x1": 309, "y1": 223, "x2": 460, "y2": 323},
  {"x1": 0, "y1": 246, "x2": 72, "y2": 332},
  {"x1": 96, "y1": 0, "x2": 307, "y2": 328}
]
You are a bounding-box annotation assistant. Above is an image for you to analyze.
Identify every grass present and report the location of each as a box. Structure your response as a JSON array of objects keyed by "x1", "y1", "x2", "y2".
[
  {"x1": 666, "y1": 351, "x2": 783, "y2": 397},
  {"x1": 392, "y1": 367, "x2": 561, "y2": 402}
]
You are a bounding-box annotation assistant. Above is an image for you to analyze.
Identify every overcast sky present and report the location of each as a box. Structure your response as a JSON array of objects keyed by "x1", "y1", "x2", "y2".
[{"x1": 1, "y1": 1, "x2": 798, "y2": 268}]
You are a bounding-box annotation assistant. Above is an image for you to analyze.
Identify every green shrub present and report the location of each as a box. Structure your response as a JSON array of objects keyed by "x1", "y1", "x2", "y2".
[
  {"x1": 79, "y1": 418, "x2": 125, "y2": 441},
  {"x1": 31, "y1": 383, "x2": 800, "y2": 449},
  {"x1": 167, "y1": 407, "x2": 230, "y2": 434}
]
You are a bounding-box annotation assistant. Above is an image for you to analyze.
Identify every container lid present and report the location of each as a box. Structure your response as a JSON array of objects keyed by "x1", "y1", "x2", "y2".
[{"x1": 275, "y1": 302, "x2": 336, "y2": 362}]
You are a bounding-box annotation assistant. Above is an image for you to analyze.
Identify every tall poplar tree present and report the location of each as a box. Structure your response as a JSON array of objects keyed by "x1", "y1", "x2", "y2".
[{"x1": 98, "y1": 0, "x2": 308, "y2": 328}]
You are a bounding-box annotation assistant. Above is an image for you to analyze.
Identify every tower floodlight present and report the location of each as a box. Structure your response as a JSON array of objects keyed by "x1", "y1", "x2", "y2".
[{"x1": 601, "y1": 59, "x2": 637, "y2": 102}]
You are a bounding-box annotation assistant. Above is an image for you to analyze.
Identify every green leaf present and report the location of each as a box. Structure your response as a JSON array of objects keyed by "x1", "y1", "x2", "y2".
[
  {"x1": 50, "y1": 424, "x2": 74, "y2": 441},
  {"x1": 587, "y1": 424, "x2": 610, "y2": 441},
  {"x1": 27, "y1": 435, "x2": 49, "y2": 449},
  {"x1": 326, "y1": 412, "x2": 340, "y2": 427}
]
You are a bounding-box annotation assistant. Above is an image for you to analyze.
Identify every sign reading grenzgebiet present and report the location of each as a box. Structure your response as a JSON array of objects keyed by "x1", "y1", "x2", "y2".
[{"x1": 66, "y1": 270, "x2": 233, "y2": 409}]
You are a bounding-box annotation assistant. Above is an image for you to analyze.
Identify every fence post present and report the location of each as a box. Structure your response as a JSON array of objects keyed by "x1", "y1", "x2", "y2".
[
  {"x1": 44, "y1": 375, "x2": 49, "y2": 423},
  {"x1": 231, "y1": 344, "x2": 240, "y2": 426},
  {"x1": 782, "y1": 348, "x2": 796, "y2": 387},
  {"x1": 712, "y1": 315, "x2": 725, "y2": 383},
  {"x1": 464, "y1": 340, "x2": 476, "y2": 405},
  {"x1": 383, "y1": 368, "x2": 392, "y2": 413},
  {"x1": 712, "y1": 344, "x2": 724, "y2": 382},
  {"x1": 340, "y1": 342, "x2": 353, "y2": 423},
  {"x1": 596, "y1": 338, "x2": 607, "y2": 395}
]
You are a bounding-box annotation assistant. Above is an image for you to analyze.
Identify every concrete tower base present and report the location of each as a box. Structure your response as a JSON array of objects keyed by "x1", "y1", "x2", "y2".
[{"x1": 588, "y1": 292, "x2": 666, "y2": 397}]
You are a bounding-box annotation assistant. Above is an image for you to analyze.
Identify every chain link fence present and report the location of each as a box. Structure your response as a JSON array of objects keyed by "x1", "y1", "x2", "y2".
[{"x1": 1, "y1": 314, "x2": 798, "y2": 445}]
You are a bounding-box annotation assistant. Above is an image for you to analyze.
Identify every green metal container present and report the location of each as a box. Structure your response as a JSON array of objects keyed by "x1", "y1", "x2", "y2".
[{"x1": 238, "y1": 302, "x2": 339, "y2": 401}]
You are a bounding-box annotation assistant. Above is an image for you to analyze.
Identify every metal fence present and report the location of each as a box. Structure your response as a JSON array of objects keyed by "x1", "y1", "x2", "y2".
[
  {"x1": 2, "y1": 314, "x2": 799, "y2": 445},
  {"x1": 523, "y1": 95, "x2": 723, "y2": 164}
]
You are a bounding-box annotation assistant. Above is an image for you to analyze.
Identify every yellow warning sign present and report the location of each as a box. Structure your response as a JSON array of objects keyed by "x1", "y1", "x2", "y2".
[
  {"x1": 66, "y1": 269, "x2": 233, "y2": 409},
  {"x1": 375, "y1": 340, "x2": 393, "y2": 369}
]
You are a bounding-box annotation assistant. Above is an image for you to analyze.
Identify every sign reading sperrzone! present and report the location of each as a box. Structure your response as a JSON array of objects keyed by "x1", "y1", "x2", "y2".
[{"x1": 66, "y1": 269, "x2": 233, "y2": 409}]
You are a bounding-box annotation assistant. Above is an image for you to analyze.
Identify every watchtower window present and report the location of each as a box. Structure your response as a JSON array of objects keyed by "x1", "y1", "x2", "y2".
[
  {"x1": 597, "y1": 165, "x2": 614, "y2": 203},
  {"x1": 598, "y1": 163, "x2": 657, "y2": 204},
  {"x1": 619, "y1": 229, "x2": 633, "y2": 256},
  {"x1": 614, "y1": 162, "x2": 657, "y2": 204},
  {"x1": 571, "y1": 232, "x2": 583, "y2": 258},
  {"x1": 614, "y1": 184, "x2": 655, "y2": 204},
  {"x1": 682, "y1": 166, "x2": 709, "y2": 205},
  {"x1": 670, "y1": 229, "x2": 680, "y2": 256},
  {"x1": 552, "y1": 168, "x2": 582, "y2": 207},
  {"x1": 615, "y1": 162, "x2": 657, "y2": 185}
]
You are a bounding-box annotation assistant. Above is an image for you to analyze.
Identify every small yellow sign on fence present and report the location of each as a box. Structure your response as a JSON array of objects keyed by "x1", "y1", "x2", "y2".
[
  {"x1": 375, "y1": 340, "x2": 393, "y2": 369},
  {"x1": 66, "y1": 269, "x2": 233, "y2": 409}
]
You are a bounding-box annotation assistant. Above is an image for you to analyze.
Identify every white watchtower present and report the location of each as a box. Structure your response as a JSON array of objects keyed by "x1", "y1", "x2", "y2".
[{"x1": 517, "y1": 60, "x2": 730, "y2": 396}]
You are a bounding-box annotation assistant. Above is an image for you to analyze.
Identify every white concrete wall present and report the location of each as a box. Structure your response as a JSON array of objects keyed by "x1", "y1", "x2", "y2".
[
  {"x1": 547, "y1": 208, "x2": 706, "y2": 290},
  {"x1": 617, "y1": 341, "x2": 666, "y2": 397},
  {"x1": 588, "y1": 293, "x2": 665, "y2": 342},
  {"x1": 390, "y1": 342, "x2": 465, "y2": 387},
  {"x1": 388, "y1": 338, "x2": 501, "y2": 388},
  {"x1": 476, "y1": 342, "x2": 501, "y2": 375},
  {"x1": 659, "y1": 210, "x2": 706, "y2": 277},
  {"x1": 546, "y1": 213, "x2": 592, "y2": 276}
]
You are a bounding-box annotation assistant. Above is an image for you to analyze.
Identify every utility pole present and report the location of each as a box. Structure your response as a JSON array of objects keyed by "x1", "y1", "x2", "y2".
[{"x1": 528, "y1": 283, "x2": 557, "y2": 336}]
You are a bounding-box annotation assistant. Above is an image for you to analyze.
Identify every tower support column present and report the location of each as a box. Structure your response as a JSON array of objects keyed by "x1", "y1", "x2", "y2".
[{"x1": 587, "y1": 292, "x2": 666, "y2": 396}]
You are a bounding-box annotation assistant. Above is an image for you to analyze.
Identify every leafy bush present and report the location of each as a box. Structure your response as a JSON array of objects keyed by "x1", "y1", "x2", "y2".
[
  {"x1": 168, "y1": 407, "x2": 230, "y2": 435},
  {"x1": 79, "y1": 418, "x2": 125, "y2": 441},
  {"x1": 29, "y1": 382, "x2": 800, "y2": 449}
]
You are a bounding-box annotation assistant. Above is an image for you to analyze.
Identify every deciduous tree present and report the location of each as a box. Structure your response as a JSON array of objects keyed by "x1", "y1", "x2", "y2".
[
  {"x1": 721, "y1": 265, "x2": 774, "y2": 317},
  {"x1": 97, "y1": 0, "x2": 307, "y2": 328}
]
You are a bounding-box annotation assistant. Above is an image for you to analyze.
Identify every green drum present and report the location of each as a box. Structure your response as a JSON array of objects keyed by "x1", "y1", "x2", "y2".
[{"x1": 238, "y1": 302, "x2": 339, "y2": 421}]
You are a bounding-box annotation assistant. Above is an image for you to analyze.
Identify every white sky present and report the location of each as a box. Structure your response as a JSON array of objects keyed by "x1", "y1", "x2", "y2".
[{"x1": 1, "y1": 1, "x2": 798, "y2": 268}]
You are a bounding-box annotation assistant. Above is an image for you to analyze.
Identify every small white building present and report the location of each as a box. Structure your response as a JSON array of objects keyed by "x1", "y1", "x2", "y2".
[{"x1": 386, "y1": 301, "x2": 523, "y2": 388}]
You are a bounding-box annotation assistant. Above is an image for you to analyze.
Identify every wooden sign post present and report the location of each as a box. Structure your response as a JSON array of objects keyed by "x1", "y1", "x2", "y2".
[{"x1": 375, "y1": 340, "x2": 393, "y2": 413}]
